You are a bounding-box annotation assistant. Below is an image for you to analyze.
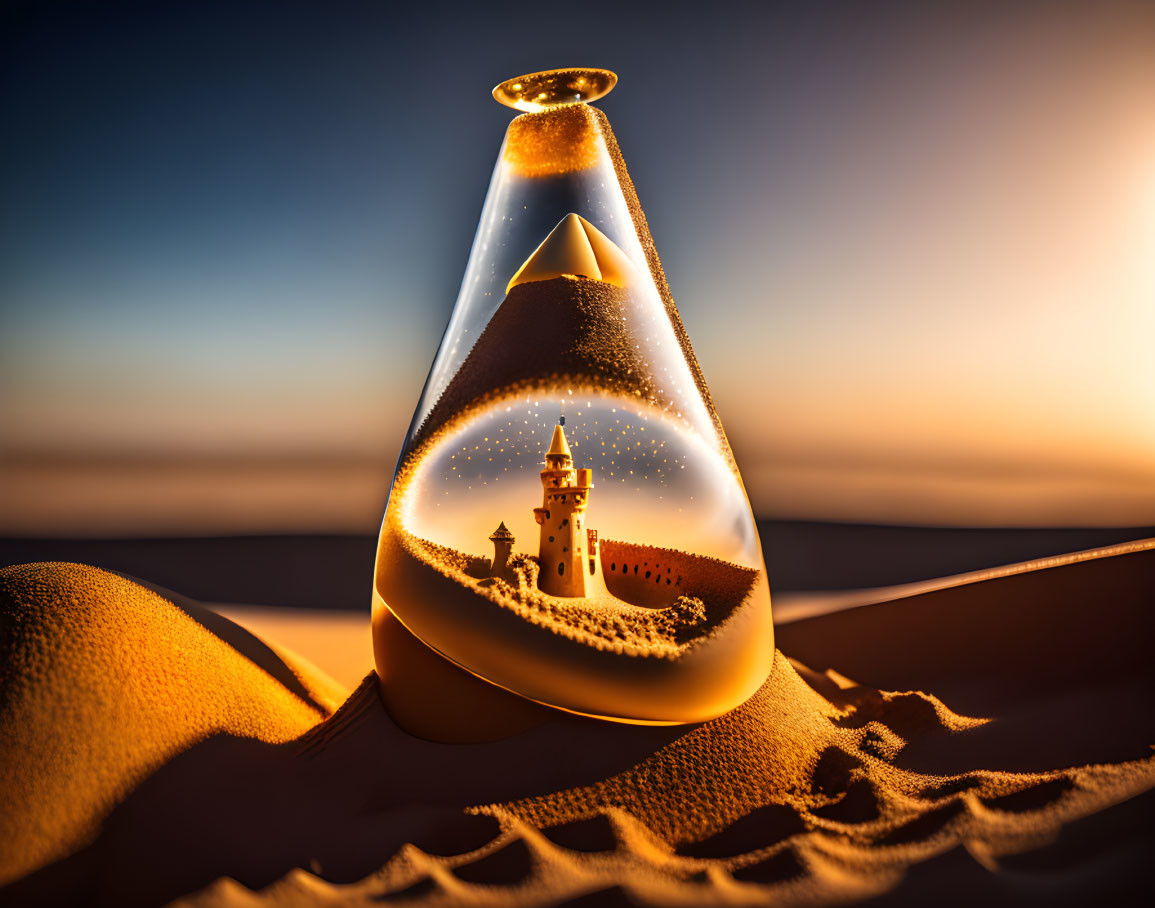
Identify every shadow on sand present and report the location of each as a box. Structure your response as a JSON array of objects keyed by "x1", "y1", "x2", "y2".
[{"x1": 3, "y1": 675, "x2": 688, "y2": 906}]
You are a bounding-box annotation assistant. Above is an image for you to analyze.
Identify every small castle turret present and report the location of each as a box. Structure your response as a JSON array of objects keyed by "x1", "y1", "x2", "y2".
[
  {"x1": 533, "y1": 423, "x2": 606, "y2": 598},
  {"x1": 489, "y1": 522, "x2": 515, "y2": 579}
]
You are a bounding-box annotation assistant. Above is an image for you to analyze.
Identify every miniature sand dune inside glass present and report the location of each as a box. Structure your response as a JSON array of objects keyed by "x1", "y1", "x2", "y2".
[{"x1": 373, "y1": 71, "x2": 774, "y2": 725}]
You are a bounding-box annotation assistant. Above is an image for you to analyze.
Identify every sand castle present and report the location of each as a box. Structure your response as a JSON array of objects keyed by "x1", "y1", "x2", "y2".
[
  {"x1": 532, "y1": 421, "x2": 607, "y2": 598},
  {"x1": 373, "y1": 206, "x2": 774, "y2": 729},
  {"x1": 487, "y1": 521, "x2": 515, "y2": 580}
]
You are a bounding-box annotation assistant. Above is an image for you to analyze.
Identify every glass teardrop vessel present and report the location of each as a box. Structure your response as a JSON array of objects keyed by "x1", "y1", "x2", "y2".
[{"x1": 373, "y1": 69, "x2": 774, "y2": 727}]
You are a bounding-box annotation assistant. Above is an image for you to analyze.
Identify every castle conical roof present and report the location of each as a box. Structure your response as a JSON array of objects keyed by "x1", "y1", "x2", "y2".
[
  {"x1": 546, "y1": 423, "x2": 572, "y2": 459},
  {"x1": 507, "y1": 213, "x2": 635, "y2": 293},
  {"x1": 489, "y1": 521, "x2": 515, "y2": 542}
]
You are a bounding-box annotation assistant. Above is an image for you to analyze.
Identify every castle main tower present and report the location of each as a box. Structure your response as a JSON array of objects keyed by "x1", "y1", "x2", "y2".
[{"x1": 534, "y1": 422, "x2": 606, "y2": 598}]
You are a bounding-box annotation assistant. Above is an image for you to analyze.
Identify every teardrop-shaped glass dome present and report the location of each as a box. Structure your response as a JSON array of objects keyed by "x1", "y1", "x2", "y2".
[{"x1": 373, "y1": 70, "x2": 774, "y2": 727}]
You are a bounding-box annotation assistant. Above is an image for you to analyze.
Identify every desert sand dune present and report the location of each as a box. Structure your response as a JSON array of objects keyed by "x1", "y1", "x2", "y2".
[
  {"x1": 1, "y1": 543, "x2": 1153, "y2": 906},
  {"x1": 777, "y1": 540, "x2": 1155, "y2": 773},
  {"x1": 0, "y1": 563, "x2": 344, "y2": 890}
]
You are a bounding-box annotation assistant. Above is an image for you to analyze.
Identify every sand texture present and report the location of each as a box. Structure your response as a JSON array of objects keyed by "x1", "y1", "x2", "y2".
[
  {"x1": 0, "y1": 563, "x2": 344, "y2": 887},
  {"x1": 415, "y1": 276, "x2": 668, "y2": 449},
  {"x1": 501, "y1": 103, "x2": 731, "y2": 467},
  {"x1": 504, "y1": 104, "x2": 604, "y2": 178},
  {"x1": 415, "y1": 103, "x2": 736, "y2": 475},
  {"x1": 375, "y1": 523, "x2": 773, "y2": 724},
  {"x1": 2, "y1": 543, "x2": 1153, "y2": 905},
  {"x1": 399, "y1": 531, "x2": 757, "y2": 657}
]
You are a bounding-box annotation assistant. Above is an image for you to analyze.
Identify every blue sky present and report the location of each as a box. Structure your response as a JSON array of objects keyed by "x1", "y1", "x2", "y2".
[{"x1": 2, "y1": 0, "x2": 1153, "y2": 527}]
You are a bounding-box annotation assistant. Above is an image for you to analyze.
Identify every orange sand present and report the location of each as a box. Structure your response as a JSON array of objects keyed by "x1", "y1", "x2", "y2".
[
  {"x1": 501, "y1": 103, "x2": 730, "y2": 466},
  {"x1": 415, "y1": 276, "x2": 669, "y2": 450},
  {"x1": 0, "y1": 563, "x2": 344, "y2": 887},
  {"x1": 3, "y1": 543, "x2": 1154, "y2": 905},
  {"x1": 402, "y1": 532, "x2": 756, "y2": 657},
  {"x1": 503, "y1": 104, "x2": 604, "y2": 177},
  {"x1": 208, "y1": 605, "x2": 372, "y2": 691},
  {"x1": 375, "y1": 521, "x2": 773, "y2": 724},
  {"x1": 419, "y1": 101, "x2": 735, "y2": 471}
]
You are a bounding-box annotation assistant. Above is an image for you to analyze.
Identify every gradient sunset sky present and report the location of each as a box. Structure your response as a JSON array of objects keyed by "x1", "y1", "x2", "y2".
[{"x1": 2, "y1": 0, "x2": 1153, "y2": 531}]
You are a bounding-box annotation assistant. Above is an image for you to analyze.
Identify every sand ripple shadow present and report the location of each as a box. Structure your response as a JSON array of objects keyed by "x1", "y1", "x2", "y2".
[
  {"x1": 555, "y1": 885, "x2": 640, "y2": 907},
  {"x1": 450, "y1": 838, "x2": 534, "y2": 885},
  {"x1": 731, "y1": 846, "x2": 807, "y2": 885},
  {"x1": 6, "y1": 546, "x2": 1155, "y2": 906},
  {"x1": 542, "y1": 815, "x2": 620, "y2": 853},
  {"x1": 675, "y1": 804, "x2": 805, "y2": 859}
]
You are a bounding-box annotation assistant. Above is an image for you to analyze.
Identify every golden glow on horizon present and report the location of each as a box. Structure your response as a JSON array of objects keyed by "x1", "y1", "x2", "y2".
[{"x1": 5, "y1": 16, "x2": 1154, "y2": 533}]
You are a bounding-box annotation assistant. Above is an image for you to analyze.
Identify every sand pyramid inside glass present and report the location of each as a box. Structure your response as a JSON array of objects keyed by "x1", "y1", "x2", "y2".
[{"x1": 373, "y1": 69, "x2": 774, "y2": 725}]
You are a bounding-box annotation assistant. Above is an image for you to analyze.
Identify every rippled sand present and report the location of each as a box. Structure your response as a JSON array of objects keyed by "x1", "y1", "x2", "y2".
[{"x1": 2, "y1": 540, "x2": 1153, "y2": 905}]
